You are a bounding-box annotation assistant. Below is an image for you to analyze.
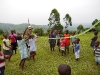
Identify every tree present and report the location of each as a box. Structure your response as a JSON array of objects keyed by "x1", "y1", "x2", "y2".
[
  {"x1": 92, "y1": 19, "x2": 98, "y2": 25},
  {"x1": 63, "y1": 14, "x2": 72, "y2": 29},
  {"x1": 77, "y1": 24, "x2": 84, "y2": 33},
  {"x1": 0, "y1": 29, "x2": 4, "y2": 35},
  {"x1": 48, "y1": 8, "x2": 63, "y2": 31},
  {"x1": 34, "y1": 28, "x2": 44, "y2": 36},
  {"x1": 92, "y1": 19, "x2": 100, "y2": 31}
]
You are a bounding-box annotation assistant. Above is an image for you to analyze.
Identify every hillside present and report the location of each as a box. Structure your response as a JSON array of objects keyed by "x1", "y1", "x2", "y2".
[{"x1": 0, "y1": 23, "x2": 91, "y2": 33}]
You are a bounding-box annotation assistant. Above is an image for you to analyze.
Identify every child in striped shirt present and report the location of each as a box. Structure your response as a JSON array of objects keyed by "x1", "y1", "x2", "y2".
[
  {"x1": 0, "y1": 45, "x2": 5, "y2": 75},
  {"x1": 94, "y1": 41, "x2": 100, "y2": 65}
]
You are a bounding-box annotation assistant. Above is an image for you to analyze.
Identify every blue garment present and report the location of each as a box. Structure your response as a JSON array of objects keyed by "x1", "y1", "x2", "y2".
[
  {"x1": 29, "y1": 38, "x2": 36, "y2": 51},
  {"x1": 74, "y1": 44, "x2": 80, "y2": 52},
  {"x1": 17, "y1": 39, "x2": 29, "y2": 59}
]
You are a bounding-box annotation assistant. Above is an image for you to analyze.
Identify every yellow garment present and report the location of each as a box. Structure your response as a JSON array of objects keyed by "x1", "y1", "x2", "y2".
[{"x1": 3, "y1": 39, "x2": 11, "y2": 50}]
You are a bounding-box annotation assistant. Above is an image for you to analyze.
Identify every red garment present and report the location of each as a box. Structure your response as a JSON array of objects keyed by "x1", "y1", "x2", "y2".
[
  {"x1": 0, "y1": 53, "x2": 5, "y2": 68},
  {"x1": 60, "y1": 39, "x2": 66, "y2": 48},
  {"x1": 64, "y1": 33, "x2": 70, "y2": 46}
]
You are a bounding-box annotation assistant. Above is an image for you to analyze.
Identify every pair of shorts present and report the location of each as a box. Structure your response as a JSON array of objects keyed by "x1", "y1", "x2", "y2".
[
  {"x1": 0, "y1": 67, "x2": 5, "y2": 75},
  {"x1": 60, "y1": 47, "x2": 65, "y2": 51},
  {"x1": 3, "y1": 50, "x2": 12, "y2": 56},
  {"x1": 95, "y1": 56, "x2": 100, "y2": 63}
]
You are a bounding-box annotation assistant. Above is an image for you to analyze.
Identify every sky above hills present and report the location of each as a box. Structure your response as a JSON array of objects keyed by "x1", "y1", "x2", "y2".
[{"x1": 0, "y1": 0, "x2": 100, "y2": 25}]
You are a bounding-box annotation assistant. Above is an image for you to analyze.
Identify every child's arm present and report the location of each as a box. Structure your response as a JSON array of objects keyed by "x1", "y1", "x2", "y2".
[{"x1": 23, "y1": 27, "x2": 28, "y2": 38}]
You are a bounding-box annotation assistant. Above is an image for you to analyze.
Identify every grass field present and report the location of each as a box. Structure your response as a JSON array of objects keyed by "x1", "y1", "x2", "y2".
[{"x1": 0, "y1": 32, "x2": 100, "y2": 75}]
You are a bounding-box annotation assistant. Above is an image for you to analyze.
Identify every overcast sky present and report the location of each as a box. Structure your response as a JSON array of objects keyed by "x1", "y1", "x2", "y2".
[{"x1": 0, "y1": 0, "x2": 100, "y2": 25}]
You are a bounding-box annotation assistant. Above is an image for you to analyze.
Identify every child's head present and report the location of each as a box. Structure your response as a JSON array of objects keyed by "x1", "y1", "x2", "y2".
[
  {"x1": 72, "y1": 32, "x2": 75, "y2": 35},
  {"x1": 17, "y1": 35, "x2": 22, "y2": 40},
  {"x1": 94, "y1": 31, "x2": 98, "y2": 35},
  {"x1": 3, "y1": 33, "x2": 8, "y2": 39},
  {"x1": 65, "y1": 30, "x2": 69, "y2": 34},
  {"x1": 11, "y1": 30, "x2": 14, "y2": 34},
  {"x1": 58, "y1": 64, "x2": 71, "y2": 75},
  {"x1": 75, "y1": 38, "x2": 80, "y2": 44},
  {"x1": 94, "y1": 41, "x2": 99, "y2": 47}
]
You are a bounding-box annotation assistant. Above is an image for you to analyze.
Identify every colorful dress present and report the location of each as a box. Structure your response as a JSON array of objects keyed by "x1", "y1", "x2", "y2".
[{"x1": 17, "y1": 39, "x2": 29, "y2": 59}]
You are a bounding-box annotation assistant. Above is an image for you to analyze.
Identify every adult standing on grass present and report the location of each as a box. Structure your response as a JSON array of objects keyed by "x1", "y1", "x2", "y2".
[
  {"x1": 64, "y1": 30, "x2": 70, "y2": 54},
  {"x1": 9, "y1": 30, "x2": 17, "y2": 54}
]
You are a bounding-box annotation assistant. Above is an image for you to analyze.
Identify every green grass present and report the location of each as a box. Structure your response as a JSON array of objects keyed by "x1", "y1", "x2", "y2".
[{"x1": 0, "y1": 32, "x2": 100, "y2": 75}]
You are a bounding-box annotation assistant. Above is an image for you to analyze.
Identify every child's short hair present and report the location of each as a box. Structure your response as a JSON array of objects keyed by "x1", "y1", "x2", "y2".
[
  {"x1": 94, "y1": 31, "x2": 98, "y2": 35},
  {"x1": 16, "y1": 35, "x2": 22, "y2": 40},
  {"x1": 58, "y1": 64, "x2": 71, "y2": 75},
  {"x1": 76, "y1": 38, "x2": 80, "y2": 42}
]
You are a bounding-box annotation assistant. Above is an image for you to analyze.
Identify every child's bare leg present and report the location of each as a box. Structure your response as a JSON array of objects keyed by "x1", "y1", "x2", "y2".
[
  {"x1": 19, "y1": 59, "x2": 23, "y2": 66},
  {"x1": 33, "y1": 55, "x2": 35, "y2": 62},
  {"x1": 8, "y1": 55, "x2": 12, "y2": 62},
  {"x1": 21, "y1": 59, "x2": 26, "y2": 70},
  {"x1": 62, "y1": 51, "x2": 63, "y2": 56},
  {"x1": 53, "y1": 47, "x2": 54, "y2": 51},
  {"x1": 59, "y1": 47, "x2": 60, "y2": 52}
]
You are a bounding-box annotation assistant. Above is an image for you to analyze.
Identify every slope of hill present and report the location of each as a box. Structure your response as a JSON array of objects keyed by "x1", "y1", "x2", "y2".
[{"x1": 0, "y1": 23, "x2": 91, "y2": 33}]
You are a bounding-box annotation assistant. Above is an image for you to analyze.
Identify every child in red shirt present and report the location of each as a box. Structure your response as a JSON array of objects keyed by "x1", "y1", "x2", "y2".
[
  {"x1": 0, "y1": 45, "x2": 5, "y2": 75},
  {"x1": 60, "y1": 36, "x2": 66, "y2": 56}
]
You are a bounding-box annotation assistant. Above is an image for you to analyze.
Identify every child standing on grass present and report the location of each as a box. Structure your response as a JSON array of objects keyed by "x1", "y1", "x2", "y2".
[
  {"x1": 90, "y1": 31, "x2": 98, "y2": 48},
  {"x1": 17, "y1": 28, "x2": 29, "y2": 70},
  {"x1": 71, "y1": 32, "x2": 76, "y2": 53},
  {"x1": 3, "y1": 34, "x2": 12, "y2": 62},
  {"x1": 0, "y1": 45, "x2": 5, "y2": 75},
  {"x1": 64, "y1": 30, "x2": 70, "y2": 54},
  {"x1": 74, "y1": 38, "x2": 80, "y2": 61},
  {"x1": 28, "y1": 34, "x2": 36, "y2": 61},
  {"x1": 57, "y1": 30, "x2": 63, "y2": 52},
  {"x1": 94, "y1": 41, "x2": 100, "y2": 65},
  {"x1": 49, "y1": 30, "x2": 56, "y2": 51},
  {"x1": 60, "y1": 36, "x2": 66, "y2": 56}
]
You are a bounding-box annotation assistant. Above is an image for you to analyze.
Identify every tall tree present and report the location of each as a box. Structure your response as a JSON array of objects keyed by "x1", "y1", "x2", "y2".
[
  {"x1": 77, "y1": 24, "x2": 84, "y2": 33},
  {"x1": 48, "y1": 8, "x2": 63, "y2": 31},
  {"x1": 63, "y1": 14, "x2": 72, "y2": 29},
  {"x1": 92, "y1": 19, "x2": 100, "y2": 31}
]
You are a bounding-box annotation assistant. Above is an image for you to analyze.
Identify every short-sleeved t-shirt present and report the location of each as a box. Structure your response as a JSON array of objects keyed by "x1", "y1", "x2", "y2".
[
  {"x1": 9, "y1": 34, "x2": 16, "y2": 43},
  {"x1": 3, "y1": 39, "x2": 11, "y2": 50}
]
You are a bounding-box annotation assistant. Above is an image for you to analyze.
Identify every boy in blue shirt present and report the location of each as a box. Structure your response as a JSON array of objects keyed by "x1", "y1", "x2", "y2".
[{"x1": 74, "y1": 38, "x2": 80, "y2": 61}]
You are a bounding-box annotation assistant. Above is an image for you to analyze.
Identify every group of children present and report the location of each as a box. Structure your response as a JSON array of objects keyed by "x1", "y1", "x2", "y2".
[
  {"x1": 0, "y1": 26, "x2": 37, "y2": 74},
  {"x1": 49, "y1": 29, "x2": 80, "y2": 61},
  {"x1": 90, "y1": 30, "x2": 100, "y2": 65}
]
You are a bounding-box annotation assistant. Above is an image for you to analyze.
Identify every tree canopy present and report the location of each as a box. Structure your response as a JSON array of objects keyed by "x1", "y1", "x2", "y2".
[
  {"x1": 48, "y1": 8, "x2": 63, "y2": 31},
  {"x1": 63, "y1": 14, "x2": 72, "y2": 29},
  {"x1": 77, "y1": 24, "x2": 84, "y2": 33}
]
